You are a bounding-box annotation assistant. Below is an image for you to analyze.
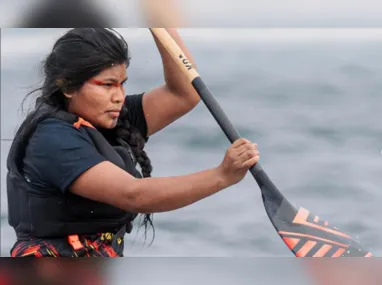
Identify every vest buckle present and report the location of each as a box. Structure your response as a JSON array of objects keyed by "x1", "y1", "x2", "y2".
[{"x1": 68, "y1": 235, "x2": 84, "y2": 251}]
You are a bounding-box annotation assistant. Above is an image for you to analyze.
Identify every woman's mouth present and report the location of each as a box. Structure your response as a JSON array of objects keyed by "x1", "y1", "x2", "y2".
[{"x1": 107, "y1": 110, "x2": 121, "y2": 118}]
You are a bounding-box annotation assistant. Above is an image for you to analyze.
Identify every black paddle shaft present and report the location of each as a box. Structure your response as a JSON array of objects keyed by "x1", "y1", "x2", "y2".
[{"x1": 191, "y1": 77, "x2": 289, "y2": 216}]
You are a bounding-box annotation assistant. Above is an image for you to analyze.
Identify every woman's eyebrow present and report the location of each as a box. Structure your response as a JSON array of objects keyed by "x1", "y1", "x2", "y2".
[{"x1": 102, "y1": 77, "x2": 128, "y2": 83}]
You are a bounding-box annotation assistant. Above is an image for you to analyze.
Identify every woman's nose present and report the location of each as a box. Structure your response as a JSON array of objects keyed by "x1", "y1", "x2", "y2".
[{"x1": 112, "y1": 87, "x2": 125, "y2": 103}]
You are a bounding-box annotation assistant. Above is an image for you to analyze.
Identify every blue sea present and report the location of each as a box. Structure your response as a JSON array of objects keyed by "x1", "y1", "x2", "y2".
[{"x1": 1, "y1": 29, "x2": 382, "y2": 282}]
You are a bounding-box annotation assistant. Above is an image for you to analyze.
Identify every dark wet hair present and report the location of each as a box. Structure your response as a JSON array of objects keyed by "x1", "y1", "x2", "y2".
[{"x1": 21, "y1": 28, "x2": 154, "y2": 241}]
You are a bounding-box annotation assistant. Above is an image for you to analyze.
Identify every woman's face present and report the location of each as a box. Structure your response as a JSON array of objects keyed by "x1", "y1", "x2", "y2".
[{"x1": 66, "y1": 63, "x2": 128, "y2": 129}]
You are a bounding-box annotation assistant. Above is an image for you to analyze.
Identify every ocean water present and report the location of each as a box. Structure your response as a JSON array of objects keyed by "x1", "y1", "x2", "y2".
[{"x1": 1, "y1": 29, "x2": 382, "y2": 263}]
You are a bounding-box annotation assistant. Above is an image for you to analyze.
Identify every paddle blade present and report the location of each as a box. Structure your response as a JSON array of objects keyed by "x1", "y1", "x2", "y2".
[
  {"x1": 251, "y1": 166, "x2": 372, "y2": 258},
  {"x1": 278, "y1": 206, "x2": 372, "y2": 257}
]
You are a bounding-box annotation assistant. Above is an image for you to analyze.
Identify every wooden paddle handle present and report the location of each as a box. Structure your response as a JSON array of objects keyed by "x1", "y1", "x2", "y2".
[{"x1": 150, "y1": 28, "x2": 199, "y2": 83}]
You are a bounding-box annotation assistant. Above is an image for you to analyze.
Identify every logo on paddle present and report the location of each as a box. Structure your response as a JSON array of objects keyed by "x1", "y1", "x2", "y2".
[{"x1": 179, "y1": 54, "x2": 193, "y2": 70}]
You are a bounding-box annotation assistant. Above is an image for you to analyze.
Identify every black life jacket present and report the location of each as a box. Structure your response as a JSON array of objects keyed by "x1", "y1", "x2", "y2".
[{"x1": 6, "y1": 104, "x2": 140, "y2": 240}]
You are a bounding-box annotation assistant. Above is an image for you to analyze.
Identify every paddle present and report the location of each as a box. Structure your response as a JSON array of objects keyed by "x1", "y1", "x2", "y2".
[{"x1": 149, "y1": 28, "x2": 372, "y2": 258}]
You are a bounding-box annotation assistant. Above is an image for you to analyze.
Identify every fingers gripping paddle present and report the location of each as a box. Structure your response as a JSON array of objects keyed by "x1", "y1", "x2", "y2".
[{"x1": 149, "y1": 28, "x2": 372, "y2": 258}]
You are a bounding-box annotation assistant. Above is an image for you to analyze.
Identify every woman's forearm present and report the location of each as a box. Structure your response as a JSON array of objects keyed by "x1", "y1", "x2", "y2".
[
  {"x1": 151, "y1": 28, "x2": 200, "y2": 104},
  {"x1": 128, "y1": 167, "x2": 229, "y2": 213},
  {"x1": 69, "y1": 139, "x2": 259, "y2": 215}
]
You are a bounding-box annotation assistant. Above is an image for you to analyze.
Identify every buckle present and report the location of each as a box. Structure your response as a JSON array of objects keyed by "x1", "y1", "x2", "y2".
[{"x1": 67, "y1": 235, "x2": 84, "y2": 251}]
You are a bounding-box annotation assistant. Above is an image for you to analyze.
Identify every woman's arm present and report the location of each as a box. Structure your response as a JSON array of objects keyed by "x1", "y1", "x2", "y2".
[
  {"x1": 150, "y1": 28, "x2": 199, "y2": 101},
  {"x1": 70, "y1": 161, "x2": 226, "y2": 213},
  {"x1": 141, "y1": 28, "x2": 201, "y2": 137},
  {"x1": 69, "y1": 138, "x2": 259, "y2": 213}
]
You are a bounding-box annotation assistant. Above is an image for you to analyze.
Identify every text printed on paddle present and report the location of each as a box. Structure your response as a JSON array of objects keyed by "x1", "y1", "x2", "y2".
[{"x1": 179, "y1": 54, "x2": 193, "y2": 70}]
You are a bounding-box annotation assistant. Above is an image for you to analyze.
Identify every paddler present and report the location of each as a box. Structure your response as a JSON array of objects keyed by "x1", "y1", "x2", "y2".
[{"x1": 6, "y1": 28, "x2": 260, "y2": 257}]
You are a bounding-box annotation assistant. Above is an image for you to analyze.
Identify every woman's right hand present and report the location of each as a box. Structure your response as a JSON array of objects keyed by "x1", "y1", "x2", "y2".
[{"x1": 217, "y1": 138, "x2": 260, "y2": 186}]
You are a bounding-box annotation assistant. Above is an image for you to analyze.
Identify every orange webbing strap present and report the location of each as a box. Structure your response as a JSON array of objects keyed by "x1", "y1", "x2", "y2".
[
  {"x1": 73, "y1": 117, "x2": 96, "y2": 129},
  {"x1": 68, "y1": 235, "x2": 84, "y2": 251}
]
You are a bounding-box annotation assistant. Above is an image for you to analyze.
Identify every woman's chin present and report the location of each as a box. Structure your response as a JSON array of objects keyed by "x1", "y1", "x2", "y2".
[
  {"x1": 107, "y1": 118, "x2": 119, "y2": 129},
  {"x1": 95, "y1": 119, "x2": 118, "y2": 130}
]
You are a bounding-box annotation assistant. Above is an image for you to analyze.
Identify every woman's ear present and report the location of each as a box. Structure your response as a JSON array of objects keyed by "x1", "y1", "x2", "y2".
[
  {"x1": 62, "y1": 92, "x2": 73, "y2": 99},
  {"x1": 56, "y1": 78, "x2": 74, "y2": 99}
]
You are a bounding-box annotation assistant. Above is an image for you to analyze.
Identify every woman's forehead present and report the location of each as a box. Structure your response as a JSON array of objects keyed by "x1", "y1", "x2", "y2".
[{"x1": 96, "y1": 64, "x2": 127, "y2": 79}]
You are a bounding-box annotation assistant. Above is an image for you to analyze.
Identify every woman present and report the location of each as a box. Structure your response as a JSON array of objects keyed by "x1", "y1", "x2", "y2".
[{"x1": 6, "y1": 28, "x2": 260, "y2": 257}]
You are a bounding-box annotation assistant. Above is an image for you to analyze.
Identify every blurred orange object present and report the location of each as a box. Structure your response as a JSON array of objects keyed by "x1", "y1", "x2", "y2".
[{"x1": 140, "y1": 0, "x2": 186, "y2": 27}]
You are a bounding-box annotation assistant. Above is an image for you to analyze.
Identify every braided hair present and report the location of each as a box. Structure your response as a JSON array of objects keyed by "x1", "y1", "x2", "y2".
[{"x1": 115, "y1": 106, "x2": 155, "y2": 241}]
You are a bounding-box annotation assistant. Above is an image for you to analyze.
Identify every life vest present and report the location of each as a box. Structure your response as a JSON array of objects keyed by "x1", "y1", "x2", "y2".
[{"x1": 6, "y1": 104, "x2": 140, "y2": 240}]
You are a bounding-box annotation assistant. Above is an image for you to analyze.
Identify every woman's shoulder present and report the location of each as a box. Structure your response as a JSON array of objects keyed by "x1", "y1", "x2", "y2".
[
  {"x1": 37, "y1": 117, "x2": 78, "y2": 129},
  {"x1": 31, "y1": 117, "x2": 95, "y2": 148},
  {"x1": 23, "y1": 118, "x2": 107, "y2": 194}
]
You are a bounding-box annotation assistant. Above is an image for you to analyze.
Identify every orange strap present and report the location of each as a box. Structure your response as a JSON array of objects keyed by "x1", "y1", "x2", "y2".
[
  {"x1": 73, "y1": 117, "x2": 95, "y2": 129},
  {"x1": 68, "y1": 235, "x2": 84, "y2": 251}
]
